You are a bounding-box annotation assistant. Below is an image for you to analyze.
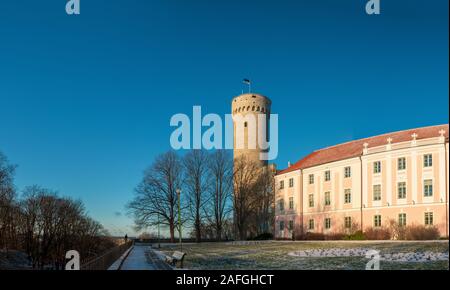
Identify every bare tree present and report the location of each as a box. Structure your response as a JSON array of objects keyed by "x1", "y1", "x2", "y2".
[
  {"x1": 19, "y1": 185, "x2": 110, "y2": 269},
  {"x1": 252, "y1": 167, "x2": 275, "y2": 236},
  {"x1": 127, "y1": 151, "x2": 184, "y2": 243},
  {"x1": 183, "y1": 150, "x2": 209, "y2": 243},
  {"x1": 0, "y1": 152, "x2": 17, "y2": 251},
  {"x1": 204, "y1": 150, "x2": 233, "y2": 241},
  {"x1": 232, "y1": 156, "x2": 262, "y2": 240}
]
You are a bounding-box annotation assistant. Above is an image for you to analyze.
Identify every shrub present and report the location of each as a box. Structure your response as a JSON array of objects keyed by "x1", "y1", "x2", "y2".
[
  {"x1": 364, "y1": 227, "x2": 391, "y2": 240},
  {"x1": 251, "y1": 233, "x2": 273, "y2": 240},
  {"x1": 343, "y1": 230, "x2": 366, "y2": 240},
  {"x1": 405, "y1": 225, "x2": 440, "y2": 240},
  {"x1": 388, "y1": 220, "x2": 407, "y2": 240}
]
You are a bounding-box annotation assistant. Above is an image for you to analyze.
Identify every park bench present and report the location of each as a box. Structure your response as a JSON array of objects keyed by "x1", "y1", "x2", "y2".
[{"x1": 165, "y1": 251, "x2": 186, "y2": 268}]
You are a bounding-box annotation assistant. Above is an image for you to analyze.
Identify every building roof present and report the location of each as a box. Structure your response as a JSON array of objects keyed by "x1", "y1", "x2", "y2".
[{"x1": 276, "y1": 124, "x2": 449, "y2": 176}]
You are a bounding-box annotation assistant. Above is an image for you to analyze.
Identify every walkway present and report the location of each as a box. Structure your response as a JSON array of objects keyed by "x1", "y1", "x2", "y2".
[{"x1": 112, "y1": 243, "x2": 172, "y2": 270}]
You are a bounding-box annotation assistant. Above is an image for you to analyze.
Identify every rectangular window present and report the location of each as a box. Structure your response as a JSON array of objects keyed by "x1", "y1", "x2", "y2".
[
  {"x1": 373, "y1": 161, "x2": 381, "y2": 174},
  {"x1": 424, "y1": 179, "x2": 433, "y2": 197},
  {"x1": 398, "y1": 157, "x2": 406, "y2": 170},
  {"x1": 345, "y1": 217, "x2": 352, "y2": 229},
  {"x1": 324, "y1": 191, "x2": 331, "y2": 206},
  {"x1": 289, "y1": 178, "x2": 294, "y2": 188},
  {"x1": 325, "y1": 218, "x2": 331, "y2": 230},
  {"x1": 373, "y1": 184, "x2": 382, "y2": 201},
  {"x1": 308, "y1": 219, "x2": 314, "y2": 230},
  {"x1": 308, "y1": 194, "x2": 314, "y2": 207},
  {"x1": 279, "y1": 221, "x2": 285, "y2": 231},
  {"x1": 325, "y1": 170, "x2": 331, "y2": 182},
  {"x1": 424, "y1": 154, "x2": 433, "y2": 167},
  {"x1": 289, "y1": 220, "x2": 294, "y2": 231},
  {"x1": 309, "y1": 174, "x2": 314, "y2": 184},
  {"x1": 344, "y1": 166, "x2": 352, "y2": 178},
  {"x1": 398, "y1": 182, "x2": 407, "y2": 199},
  {"x1": 279, "y1": 199, "x2": 284, "y2": 211},
  {"x1": 344, "y1": 189, "x2": 352, "y2": 204},
  {"x1": 279, "y1": 180, "x2": 284, "y2": 190},
  {"x1": 398, "y1": 213, "x2": 406, "y2": 226},
  {"x1": 424, "y1": 212, "x2": 433, "y2": 225},
  {"x1": 289, "y1": 197, "x2": 294, "y2": 210},
  {"x1": 374, "y1": 215, "x2": 382, "y2": 227}
]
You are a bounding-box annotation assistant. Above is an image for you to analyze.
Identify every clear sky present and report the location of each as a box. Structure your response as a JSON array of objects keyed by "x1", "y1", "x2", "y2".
[{"x1": 0, "y1": 0, "x2": 448, "y2": 236}]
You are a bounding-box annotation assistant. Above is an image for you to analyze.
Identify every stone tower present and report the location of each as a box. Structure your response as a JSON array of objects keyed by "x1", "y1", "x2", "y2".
[{"x1": 231, "y1": 93, "x2": 272, "y2": 168}]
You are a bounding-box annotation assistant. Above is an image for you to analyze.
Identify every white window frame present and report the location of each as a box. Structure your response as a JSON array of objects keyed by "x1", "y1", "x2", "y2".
[
  {"x1": 374, "y1": 215, "x2": 382, "y2": 227},
  {"x1": 424, "y1": 154, "x2": 433, "y2": 168},
  {"x1": 344, "y1": 189, "x2": 352, "y2": 204},
  {"x1": 325, "y1": 218, "x2": 331, "y2": 230},
  {"x1": 324, "y1": 170, "x2": 331, "y2": 182},
  {"x1": 373, "y1": 184, "x2": 382, "y2": 201},
  {"x1": 344, "y1": 166, "x2": 351, "y2": 178},
  {"x1": 373, "y1": 161, "x2": 381, "y2": 174},
  {"x1": 398, "y1": 213, "x2": 406, "y2": 226},
  {"x1": 424, "y1": 212, "x2": 433, "y2": 226},
  {"x1": 308, "y1": 194, "x2": 314, "y2": 208},
  {"x1": 424, "y1": 179, "x2": 433, "y2": 197},
  {"x1": 324, "y1": 191, "x2": 331, "y2": 206},
  {"x1": 308, "y1": 219, "x2": 315, "y2": 230},
  {"x1": 398, "y1": 182, "x2": 407, "y2": 199},
  {"x1": 398, "y1": 157, "x2": 406, "y2": 171}
]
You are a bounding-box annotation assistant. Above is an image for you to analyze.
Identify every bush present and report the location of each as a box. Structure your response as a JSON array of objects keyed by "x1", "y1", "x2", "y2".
[
  {"x1": 251, "y1": 233, "x2": 273, "y2": 240},
  {"x1": 324, "y1": 232, "x2": 345, "y2": 240},
  {"x1": 343, "y1": 230, "x2": 366, "y2": 240},
  {"x1": 405, "y1": 225, "x2": 440, "y2": 240},
  {"x1": 364, "y1": 227, "x2": 391, "y2": 240}
]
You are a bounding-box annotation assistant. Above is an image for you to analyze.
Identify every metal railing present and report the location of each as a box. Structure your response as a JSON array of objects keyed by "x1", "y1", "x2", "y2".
[{"x1": 81, "y1": 241, "x2": 133, "y2": 270}]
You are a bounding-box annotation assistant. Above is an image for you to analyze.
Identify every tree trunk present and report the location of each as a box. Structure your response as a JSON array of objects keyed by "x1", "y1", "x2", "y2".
[{"x1": 169, "y1": 222, "x2": 175, "y2": 243}]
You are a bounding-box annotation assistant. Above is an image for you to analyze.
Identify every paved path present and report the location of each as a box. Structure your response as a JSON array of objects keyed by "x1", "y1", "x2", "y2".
[{"x1": 119, "y1": 245, "x2": 157, "y2": 270}]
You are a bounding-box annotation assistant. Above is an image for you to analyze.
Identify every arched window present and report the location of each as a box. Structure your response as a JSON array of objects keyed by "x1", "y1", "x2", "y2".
[{"x1": 257, "y1": 106, "x2": 260, "y2": 111}]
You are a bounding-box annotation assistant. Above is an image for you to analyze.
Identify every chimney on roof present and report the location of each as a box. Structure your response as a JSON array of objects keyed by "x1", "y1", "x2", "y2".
[
  {"x1": 439, "y1": 129, "x2": 446, "y2": 143},
  {"x1": 288, "y1": 161, "x2": 291, "y2": 168},
  {"x1": 411, "y1": 133, "x2": 418, "y2": 146},
  {"x1": 363, "y1": 143, "x2": 369, "y2": 155},
  {"x1": 386, "y1": 137, "x2": 393, "y2": 151}
]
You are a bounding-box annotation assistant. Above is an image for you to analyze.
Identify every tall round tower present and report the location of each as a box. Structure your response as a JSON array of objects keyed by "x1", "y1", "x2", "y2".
[{"x1": 231, "y1": 93, "x2": 272, "y2": 168}]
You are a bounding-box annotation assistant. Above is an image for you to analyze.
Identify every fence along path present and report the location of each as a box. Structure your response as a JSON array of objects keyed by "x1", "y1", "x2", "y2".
[{"x1": 81, "y1": 241, "x2": 133, "y2": 270}]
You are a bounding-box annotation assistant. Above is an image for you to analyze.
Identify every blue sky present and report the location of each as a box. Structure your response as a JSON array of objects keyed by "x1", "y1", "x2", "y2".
[{"x1": 0, "y1": 0, "x2": 448, "y2": 236}]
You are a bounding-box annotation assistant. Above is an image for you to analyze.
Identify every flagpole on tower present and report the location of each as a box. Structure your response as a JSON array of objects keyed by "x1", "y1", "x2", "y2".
[{"x1": 243, "y1": 79, "x2": 251, "y2": 93}]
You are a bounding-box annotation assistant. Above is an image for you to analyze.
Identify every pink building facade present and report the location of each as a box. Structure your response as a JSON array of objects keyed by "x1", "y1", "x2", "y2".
[{"x1": 274, "y1": 125, "x2": 449, "y2": 238}]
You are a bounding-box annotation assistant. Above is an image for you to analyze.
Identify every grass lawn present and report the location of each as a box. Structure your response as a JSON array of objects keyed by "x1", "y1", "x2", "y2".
[{"x1": 157, "y1": 241, "x2": 449, "y2": 270}]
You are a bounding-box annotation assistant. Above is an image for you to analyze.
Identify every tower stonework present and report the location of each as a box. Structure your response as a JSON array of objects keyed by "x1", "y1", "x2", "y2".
[{"x1": 231, "y1": 93, "x2": 272, "y2": 168}]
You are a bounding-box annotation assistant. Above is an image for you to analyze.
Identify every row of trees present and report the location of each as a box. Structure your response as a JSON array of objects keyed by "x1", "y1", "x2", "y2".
[
  {"x1": 0, "y1": 151, "x2": 114, "y2": 269},
  {"x1": 127, "y1": 150, "x2": 275, "y2": 242}
]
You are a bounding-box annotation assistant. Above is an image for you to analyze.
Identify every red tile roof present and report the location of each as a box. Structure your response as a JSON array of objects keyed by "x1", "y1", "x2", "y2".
[{"x1": 276, "y1": 124, "x2": 449, "y2": 175}]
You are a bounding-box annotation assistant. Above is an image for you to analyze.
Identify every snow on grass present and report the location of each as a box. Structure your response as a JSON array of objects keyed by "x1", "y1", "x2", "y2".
[{"x1": 157, "y1": 241, "x2": 449, "y2": 270}]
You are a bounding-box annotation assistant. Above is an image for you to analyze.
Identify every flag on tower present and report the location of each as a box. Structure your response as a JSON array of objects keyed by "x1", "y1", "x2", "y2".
[{"x1": 243, "y1": 79, "x2": 251, "y2": 85}]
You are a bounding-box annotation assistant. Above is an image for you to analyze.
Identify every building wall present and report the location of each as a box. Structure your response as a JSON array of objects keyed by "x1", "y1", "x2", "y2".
[{"x1": 275, "y1": 136, "x2": 449, "y2": 238}]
